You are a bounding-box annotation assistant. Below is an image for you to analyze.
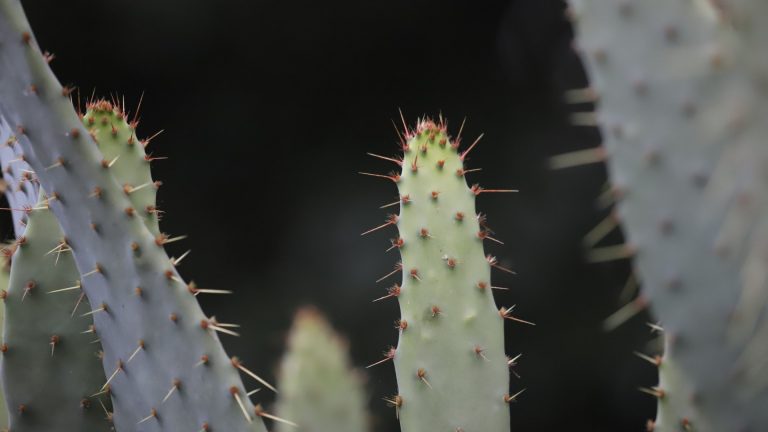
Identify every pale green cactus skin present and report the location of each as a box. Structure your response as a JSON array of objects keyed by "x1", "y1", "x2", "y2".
[
  {"x1": 0, "y1": 253, "x2": 9, "y2": 430},
  {"x1": 655, "y1": 342, "x2": 699, "y2": 432},
  {"x1": 275, "y1": 308, "x2": 368, "y2": 432},
  {"x1": 367, "y1": 119, "x2": 519, "y2": 432},
  {"x1": 0, "y1": 115, "x2": 36, "y2": 432},
  {"x1": 570, "y1": 0, "x2": 768, "y2": 430},
  {"x1": 82, "y1": 102, "x2": 160, "y2": 237},
  {"x1": 2, "y1": 191, "x2": 110, "y2": 432}
]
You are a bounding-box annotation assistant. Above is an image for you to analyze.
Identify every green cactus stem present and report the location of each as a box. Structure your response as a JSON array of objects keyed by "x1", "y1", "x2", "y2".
[{"x1": 364, "y1": 117, "x2": 527, "y2": 432}]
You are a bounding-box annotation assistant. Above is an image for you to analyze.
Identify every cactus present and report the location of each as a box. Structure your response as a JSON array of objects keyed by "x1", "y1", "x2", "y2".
[
  {"x1": 0, "y1": 1, "x2": 274, "y2": 430},
  {"x1": 0, "y1": 103, "x2": 62, "y2": 430},
  {"x1": 653, "y1": 342, "x2": 699, "y2": 432},
  {"x1": 712, "y1": 0, "x2": 768, "y2": 76},
  {"x1": 363, "y1": 117, "x2": 527, "y2": 431},
  {"x1": 0, "y1": 106, "x2": 43, "y2": 432},
  {"x1": 81, "y1": 100, "x2": 160, "y2": 237},
  {"x1": 0, "y1": 249, "x2": 9, "y2": 430},
  {"x1": 1, "y1": 191, "x2": 109, "y2": 432},
  {"x1": 0, "y1": 100, "x2": 159, "y2": 432},
  {"x1": 274, "y1": 308, "x2": 368, "y2": 432},
  {"x1": 0, "y1": 117, "x2": 39, "y2": 236},
  {"x1": 568, "y1": 0, "x2": 768, "y2": 430}
]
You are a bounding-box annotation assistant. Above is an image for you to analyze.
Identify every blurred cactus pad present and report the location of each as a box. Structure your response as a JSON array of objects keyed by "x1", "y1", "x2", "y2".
[
  {"x1": 275, "y1": 308, "x2": 368, "y2": 432},
  {"x1": 568, "y1": 0, "x2": 768, "y2": 430}
]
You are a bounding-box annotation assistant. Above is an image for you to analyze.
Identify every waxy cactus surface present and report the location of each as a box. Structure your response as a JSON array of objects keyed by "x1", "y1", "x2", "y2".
[{"x1": 364, "y1": 118, "x2": 527, "y2": 432}]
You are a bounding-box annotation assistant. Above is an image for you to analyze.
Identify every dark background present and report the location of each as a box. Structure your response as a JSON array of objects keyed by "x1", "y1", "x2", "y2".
[{"x1": 19, "y1": 1, "x2": 657, "y2": 430}]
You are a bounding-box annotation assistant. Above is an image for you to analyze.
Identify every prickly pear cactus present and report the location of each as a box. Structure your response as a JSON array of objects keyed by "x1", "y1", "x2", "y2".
[
  {"x1": 275, "y1": 308, "x2": 368, "y2": 432},
  {"x1": 0, "y1": 2, "x2": 272, "y2": 430},
  {"x1": 364, "y1": 118, "x2": 525, "y2": 431},
  {"x1": 82, "y1": 100, "x2": 160, "y2": 237},
  {"x1": 569, "y1": 0, "x2": 768, "y2": 430},
  {"x1": 2, "y1": 191, "x2": 110, "y2": 432},
  {"x1": 0, "y1": 249, "x2": 9, "y2": 430},
  {"x1": 0, "y1": 118, "x2": 31, "y2": 432},
  {"x1": 0, "y1": 100, "x2": 160, "y2": 432},
  {"x1": 0, "y1": 117, "x2": 39, "y2": 235}
]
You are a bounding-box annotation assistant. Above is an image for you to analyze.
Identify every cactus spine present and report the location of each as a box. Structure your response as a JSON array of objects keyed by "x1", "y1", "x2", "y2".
[
  {"x1": 275, "y1": 308, "x2": 368, "y2": 432},
  {"x1": 365, "y1": 118, "x2": 525, "y2": 431},
  {"x1": 569, "y1": 0, "x2": 768, "y2": 430}
]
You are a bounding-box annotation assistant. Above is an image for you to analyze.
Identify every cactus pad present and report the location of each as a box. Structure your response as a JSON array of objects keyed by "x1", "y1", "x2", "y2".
[{"x1": 365, "y1": 118, "x2": 523, "y2": 432}]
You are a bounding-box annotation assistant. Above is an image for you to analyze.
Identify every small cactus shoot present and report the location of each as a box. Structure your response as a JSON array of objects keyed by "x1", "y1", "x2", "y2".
[{"x1": 275, "y1": 308, "x2": 367, "y2": 432}]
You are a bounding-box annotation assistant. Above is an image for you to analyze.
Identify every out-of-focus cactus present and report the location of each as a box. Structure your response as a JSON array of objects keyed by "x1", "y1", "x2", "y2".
[
  {"x1": 363, "y1": 117, "x2": 527, "y2": 432},
  {"x1": 568, "y1": 0, "x2": 768, "y2": 430},
  {"x1": 275, "y1": 308, "x2": 368, "y2": 432}
]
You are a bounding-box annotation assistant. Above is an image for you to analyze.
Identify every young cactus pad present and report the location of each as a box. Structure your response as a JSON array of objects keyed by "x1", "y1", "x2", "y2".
[
  {"x1": 1, "y1": 192, "x2": 109, "y2": 432},
  {"x1": 569, "y1": 0, "x2": 768, "y2": 429},
  {"x1": 82, "y1": 99, "x2": 160, "y2": 237},
  {"x1": 0, "y1": 2, "x2": 272, "y2": 430},
  {"x1": 275, "y1": 308, "x2": 368, "y2": 432},
  {"x1": 364, "y1": 118, "x2": 526, "y2": 432}
]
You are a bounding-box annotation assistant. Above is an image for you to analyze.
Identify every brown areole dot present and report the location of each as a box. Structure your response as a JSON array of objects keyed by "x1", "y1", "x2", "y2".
[{"x1": 409, "y1": 268, "x2": 420, "y2": 280}]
